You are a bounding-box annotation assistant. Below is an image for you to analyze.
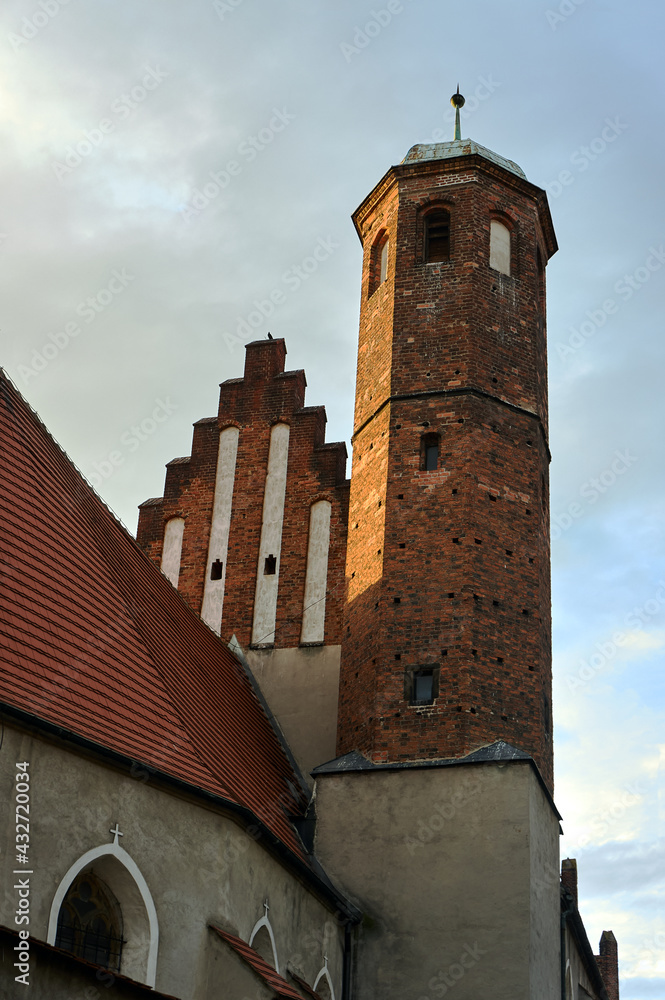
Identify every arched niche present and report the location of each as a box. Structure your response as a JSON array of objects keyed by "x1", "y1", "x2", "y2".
[
  {"x1": 47, "y1": 841, "x2": 159, "y2": 986},
  {"x1": 314, "y1": 965, "x2": 335, "y2": 1000},
  {"x1": 249, "y1": 907, "x2": 279, "y2": 973}
]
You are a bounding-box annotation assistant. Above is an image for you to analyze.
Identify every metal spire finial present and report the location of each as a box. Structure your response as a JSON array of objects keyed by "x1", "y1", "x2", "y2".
[{"x1": 450, "y1": 85, "x2": 465, "y2": 141}]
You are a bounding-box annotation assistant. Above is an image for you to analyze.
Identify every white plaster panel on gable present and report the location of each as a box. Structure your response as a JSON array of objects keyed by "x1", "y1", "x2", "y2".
[
  {"x1": 490, "y1": 219, "x2": 511, "y2": 275},
  {"x1": 160, "y1": 517, "x2": 185, "y2": 588},
  {"x1": 201, "y1": 426, "x2": 240, "y2": 633},
  {"x1": 252, "y1": 423, "x2": 290, "y2": 645},
  {"x1": 300, "y1": 501, "x2": 332, "y2": 644}
]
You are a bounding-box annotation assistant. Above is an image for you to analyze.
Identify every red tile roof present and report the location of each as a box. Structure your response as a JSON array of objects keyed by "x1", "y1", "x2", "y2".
[
  {"x1": 288, "y1": 969, "x2": 326, "y2": 1000},
  {"x1": 0, "y1": 371, "x2": 307, "y2": 859},
  {"x1": 210, "y1": 926, "x2": 304, "y2": 1000}
]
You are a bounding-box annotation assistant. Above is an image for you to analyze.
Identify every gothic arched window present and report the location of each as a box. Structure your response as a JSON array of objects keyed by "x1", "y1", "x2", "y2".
[
  {"x1": 490, "y1": 219, "x2": 511, "y2": 275},
  {"x1": 55, "y1": 871, "x2": 124, "y2": 971},
  {"x1": 424, "y1": 209, "x2": 450, "y2": 263},
  {"x1": 368, "y1": 231, "x2": 389, "y2": 296}
]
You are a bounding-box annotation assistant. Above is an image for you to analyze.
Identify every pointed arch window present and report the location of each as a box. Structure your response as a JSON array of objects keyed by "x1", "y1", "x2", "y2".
[
  {"x1": 490, "y1": 219, "x2": 511, "y2": 275},
  {"x1": 424, "y1": 209, "x2": 450, "y2": 263},
  {"x1": 537, "y1": 245, "x2": 546, "y2": 313},
  {"x1": 369, "y1": 231, "x2": 389, "y2": 296},
  {"x1": 55, "y1": 871, "x2": 124, "y2": 971},
  {"x1": 380, "y1": 239, "x2": 389, "y2": 284}
]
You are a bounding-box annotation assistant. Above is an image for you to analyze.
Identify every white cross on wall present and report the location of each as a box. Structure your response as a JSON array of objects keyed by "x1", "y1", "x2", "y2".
[{"x1": 110, "y1": 823, "x2": 124, "y2": 846}]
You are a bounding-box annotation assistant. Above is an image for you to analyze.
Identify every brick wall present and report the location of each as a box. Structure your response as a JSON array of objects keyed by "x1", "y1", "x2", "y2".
[
  {"x1": 137, "y1": 338, "x2": 349, "y2": 649},
  {"x1": 561, "y1": 858, "x2": 579, "y2": 907},
  {"x1": 596, "y1": 930, "x2": 620, "y2": 1000},
  {"x1": 338, "y1": 151, "x2": 557, "y2": 789}
]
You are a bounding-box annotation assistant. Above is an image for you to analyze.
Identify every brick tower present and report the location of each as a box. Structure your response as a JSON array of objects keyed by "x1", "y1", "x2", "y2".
[{"x1": 336, "y1": 129, "x2": 557, "y2": 787}]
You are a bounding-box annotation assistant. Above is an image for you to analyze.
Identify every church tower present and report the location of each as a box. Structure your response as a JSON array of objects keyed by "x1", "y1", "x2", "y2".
[
  {"x1": 314, "y1": 97, "x2": 562, "y2": 1000},
  {"x1": 337, "y1": 96, "x2": 557, "y2": 788}
]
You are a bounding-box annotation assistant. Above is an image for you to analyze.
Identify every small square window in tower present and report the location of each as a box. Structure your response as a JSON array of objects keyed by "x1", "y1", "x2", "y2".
[
  {"x1": 264, "y1": 554, "x2": 277, "y2": 575},
  {"x1": 424, "y1": 210, "x2": 450, "y2": 263},
  {"x1": 406, "y1": 667, "x2": 440, "y2": 706}
]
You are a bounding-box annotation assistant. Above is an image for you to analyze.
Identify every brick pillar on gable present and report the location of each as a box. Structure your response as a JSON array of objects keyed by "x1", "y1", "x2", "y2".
[
  {"x1": 596, "y1": 930, "x2": 620, "y2": 1000},
  {"x1": 137, "y1": 338, "x2": 349, "y2": 650},
  {"x1": 337, "y1": 143, "x2": 558, "y2": 789},
  {"x1": 561, "y1": 858, "x2": 578, "y2": 907}
]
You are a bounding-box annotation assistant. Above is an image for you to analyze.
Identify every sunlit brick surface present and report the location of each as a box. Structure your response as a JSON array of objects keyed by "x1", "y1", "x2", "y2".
[{"x1": 338, "y1": 150, "x2": 557, "y2": 789}]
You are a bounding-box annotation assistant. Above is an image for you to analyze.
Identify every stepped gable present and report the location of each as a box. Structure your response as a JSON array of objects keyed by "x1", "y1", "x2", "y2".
[
  {"x1": 0, "y1": 370, "x2": 308, "y2": 860},
  {"x1": 138, "y1": 338, "x2": 349, "y2": 649}
]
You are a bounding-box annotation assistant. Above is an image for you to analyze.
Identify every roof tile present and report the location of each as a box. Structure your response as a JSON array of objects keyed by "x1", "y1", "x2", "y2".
[{"x1": 0, "y1": 371, "x2": 307, "y2": 859}]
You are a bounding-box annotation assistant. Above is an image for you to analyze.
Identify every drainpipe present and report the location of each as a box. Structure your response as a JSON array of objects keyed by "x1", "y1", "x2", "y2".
[{"x1": 342, "y1": 920, "x2": 354, "y2": 1000}]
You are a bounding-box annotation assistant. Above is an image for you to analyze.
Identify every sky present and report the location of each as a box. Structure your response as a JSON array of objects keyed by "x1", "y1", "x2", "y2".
[{"x1": 0, "y1": 0, "x2": 663, "y2": 995}]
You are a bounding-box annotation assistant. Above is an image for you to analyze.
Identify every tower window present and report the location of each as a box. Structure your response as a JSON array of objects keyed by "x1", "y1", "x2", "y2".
[
  {"x1": 380, "y1": 239, "x2": 389, "y2": 284},
  {"x1": 405, "y1": 666, "x2": 440, "y2": 706},
  {"x1": 490, "y1": 219, "x2": 511, "y2": 275},
  {"x1": 55, "y1": 872, "x2": 123, "y2": 972},
  {"x1": 369, "y1": 231, "x2": 389, "y2": 296},
  {"x1": 420, "y1": 432, "x2": 440, "y2": 471},
  {"x1": 264, "y1": 554, "x2": 277, "y2": 575},
  {"x1": 424, "y1": 210, "x2": 450, "y2": 263},
  {"x1": 537, "y1": 246, "x2": 546, "y2": 313},
  {"x1": 210, "y1": 559, "x2": 223, "y2": 580}
]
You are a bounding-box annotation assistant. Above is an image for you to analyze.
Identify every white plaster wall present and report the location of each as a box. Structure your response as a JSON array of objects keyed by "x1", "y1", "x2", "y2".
[
  {"x1": 200, "y1": 427, "x2": 240, "y2": 634},
  {"x1": 490, "y1": 219, "x2": 511, "y2": 275},
  {"x1": 0, "y1": 724, "x2": 344, "y2": 1000},
  {"x1": 245, "y1": 644, "x2": 341, "y2": 780},
  {"x1": 252, "y1": 423, "x2": 290, "y2": 646},
  {"x1": 314, "y1": 761, "x2": 561, "y2": 1000},
  {"x1": 300, "y1": 501, "x2": 332, "y2": 645},
  {"x1": 564, "y1": 925, "x2": 604, "y2": 1000},
  {"x1": 160, "y1": 517, "x2": 185, "y2": 587},
  {"x1": 529, "y1": 773, "x2": 563, "y2": 997}
]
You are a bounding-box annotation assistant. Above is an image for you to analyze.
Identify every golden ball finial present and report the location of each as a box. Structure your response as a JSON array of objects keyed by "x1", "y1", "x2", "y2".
[
  {"x1": 450, "y1": 84, "x2": 465, "y2": 109},
  {"x1": 450, "y1": 85, "x2": 465, "y2": 140}
]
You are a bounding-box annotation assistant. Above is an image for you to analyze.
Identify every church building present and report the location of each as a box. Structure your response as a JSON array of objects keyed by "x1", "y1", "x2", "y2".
[{"x1": 0, "y1": 97, "x2": 620, "y2": 999}]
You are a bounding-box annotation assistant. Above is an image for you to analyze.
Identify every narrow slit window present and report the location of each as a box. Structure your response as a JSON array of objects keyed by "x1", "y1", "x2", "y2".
[
  {"x1": 420, "y1": 432, "x2": 440, "y2": 471},
  {"x1": 264, "y1": 554, "x2": 277, "y2": 575},
  {"x1": 380, "y1": 239, "x2": 389, "y2": 284},
  {"x1": 210, "y1": 559, "x2": 223, "y2": 581},
  {"x1": 537, "y1": 247, "x2": 546, "y2": 312},
  {"x1": 369, "y1": 232, "x2": 389, "y2": 296},
  {"x1": 425, "y1": 210, "x2": 450, "y2": 263}
]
